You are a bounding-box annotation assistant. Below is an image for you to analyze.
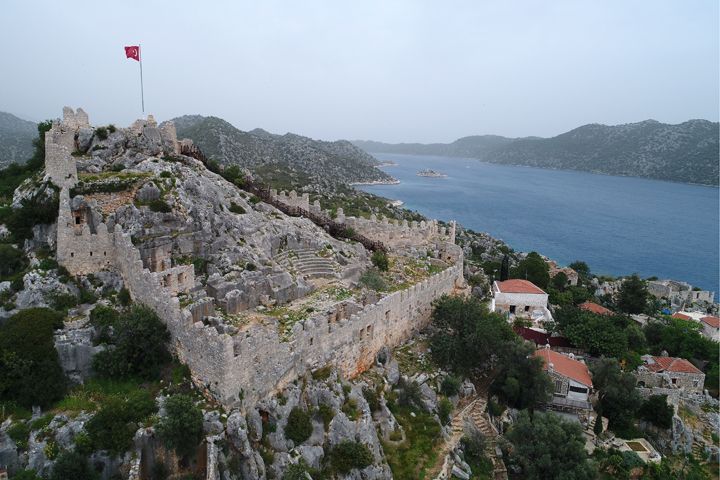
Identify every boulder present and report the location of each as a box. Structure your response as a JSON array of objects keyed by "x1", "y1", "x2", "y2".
[
  {"x1": 385, "y1": 359, "x2": 400, "y2": 385},
  {"x1": 135, "y1": 182, "x2": 161, "y2": 202},
  {"x1": 296, "y1": 445, "x2": 324, "y2": 469}
]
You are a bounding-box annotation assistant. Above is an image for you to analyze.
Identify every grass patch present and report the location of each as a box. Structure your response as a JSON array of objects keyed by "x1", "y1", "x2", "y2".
[
  {"x1": 382, "y1": 405, "x2": 441, "y2": 480},
  {"x1": 52, "y1": 377, "x2": 160, "y2": 414}
]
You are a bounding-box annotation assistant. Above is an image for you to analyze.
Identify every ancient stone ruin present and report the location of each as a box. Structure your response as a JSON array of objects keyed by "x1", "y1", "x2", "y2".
[{"x1": 48, "y1": 107, "x2": 465, "y2": 407}]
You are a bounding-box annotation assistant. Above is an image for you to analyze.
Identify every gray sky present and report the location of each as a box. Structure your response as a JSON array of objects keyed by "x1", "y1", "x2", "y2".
[{"x1": 1, "y1": 0, "x2": 718, "y2": 143}]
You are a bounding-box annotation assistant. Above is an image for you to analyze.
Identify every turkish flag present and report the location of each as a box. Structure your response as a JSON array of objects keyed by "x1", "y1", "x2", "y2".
[{"x1": 124, "y1": 45, "x2": 140, "y2": 61}]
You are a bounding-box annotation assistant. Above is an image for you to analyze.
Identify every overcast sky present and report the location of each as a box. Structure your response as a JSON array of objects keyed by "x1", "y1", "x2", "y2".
[{"x1": 1, "y1": 1, "x2": 718, "y2": 143}]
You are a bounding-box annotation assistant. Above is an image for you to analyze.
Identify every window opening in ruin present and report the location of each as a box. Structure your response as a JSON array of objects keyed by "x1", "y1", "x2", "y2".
[
  {"x1": 70, "y1": 252, "x2": 74, "y2": 257},
  {"x1": 89, "y1": 251, "x2": 92, "y2": 257},
  {"x1": 671, "y1": 378, "x2": 677, "y2": 384},
  {"x1": 385, "y1": 310, "x2": 390, "y2": 321},
  {"x1": 524, "y1": 306, "x2": 530, "y2": 312},
  {"x1": 75, "y1": 216, "x2": 81, "y2": 225},
  {"x1": 104, "y1": 251, "x2": 106, "y2": 256},
  {"x1": 510, "y1": 305, "x2": 516, "y2": 314},
  {"x1": 310, "y1": 337, "x2": 314, "y2": 345}
]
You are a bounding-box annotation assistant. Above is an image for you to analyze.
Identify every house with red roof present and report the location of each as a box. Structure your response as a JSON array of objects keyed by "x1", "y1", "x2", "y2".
[
  {"x1": 579, "y1": 301, "x2": 613, "y2": 316},
  {"x1": 636, "y1": 354, "x2": 705, "y2": 393},
  {"x1": 491, "y1": 279, "x2": 551, "y2": 323},
  {"x1": 700, "y1": 316, "x2": 719, "y2": 342},
  {"x1": 534, "y1": 346, "x2": 593, "y2": 411},
  {"x1": 514, "y1": 326, "x2": 584, "y2": 355}
]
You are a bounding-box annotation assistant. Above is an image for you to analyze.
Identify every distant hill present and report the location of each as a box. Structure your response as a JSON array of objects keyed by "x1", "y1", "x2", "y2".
[
  {"x1": 354, "y1": 120, "x2": 720, "y2": 186},
  {"x1": 0, "y1": 112, "x2": 36, "y2": 168},
  {"x1": 172, "y1": 115, "x2": 394, "y2": 191}
]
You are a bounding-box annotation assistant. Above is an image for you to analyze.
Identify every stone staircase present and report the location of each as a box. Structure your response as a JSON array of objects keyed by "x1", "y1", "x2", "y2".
[
  {"x1": 434, "y1": 376, "x2": 508, "y2": 480},
  {"x1": 274, "y1": 248, "x2": 338, "y2": 279}
]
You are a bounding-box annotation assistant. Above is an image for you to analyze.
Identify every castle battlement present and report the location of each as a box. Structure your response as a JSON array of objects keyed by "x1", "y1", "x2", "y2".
[{"x1": 47, "y1": 107, "x2": 465, "y2": 408}]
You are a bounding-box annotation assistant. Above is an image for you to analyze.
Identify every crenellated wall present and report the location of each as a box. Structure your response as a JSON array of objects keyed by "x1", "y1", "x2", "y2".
[{"x1": 49, "y1": 107, "x2": 466, "y2": 408}]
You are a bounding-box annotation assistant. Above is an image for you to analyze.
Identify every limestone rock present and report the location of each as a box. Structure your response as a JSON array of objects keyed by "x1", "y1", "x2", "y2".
[
  {"x1": 203, "y1": 411, "x2": 224, "y2": 435},
  {"x1": 385, "y1": 359, "x2": 400, "y2": 385},
  {"x1": 296, "y1": 445, "x2": 324, "y2": 469},
  {"x1": 247, "y1": 409, "x2": 263, "y2": 442},
  {"x1": 135, "y1": 182, "x2": 161, "y2": 202}
]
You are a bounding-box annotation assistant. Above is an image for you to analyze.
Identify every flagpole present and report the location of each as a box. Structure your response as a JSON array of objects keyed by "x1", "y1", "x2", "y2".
[{"x1": 139, "y1": 43, "x2": 145, "y2": 113}]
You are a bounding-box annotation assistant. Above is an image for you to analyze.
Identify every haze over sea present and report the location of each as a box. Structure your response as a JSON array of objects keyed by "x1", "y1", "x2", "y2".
[{"x1": 359, "y1": 153, "x2": 720, "y2": 293}]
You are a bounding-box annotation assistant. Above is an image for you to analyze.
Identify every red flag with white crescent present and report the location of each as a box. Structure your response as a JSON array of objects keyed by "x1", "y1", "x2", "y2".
[{"x1": 124, "y1": 45, "x2": 140, "y2": 61}]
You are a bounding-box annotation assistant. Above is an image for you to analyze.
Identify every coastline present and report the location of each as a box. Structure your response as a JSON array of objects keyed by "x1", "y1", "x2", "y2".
[
  {"x1": 350, "y1": 179, "x2": 400, "y2": 186},
  {"x1": 367, "y1": 151, "x2": 720, "y2": 188}
]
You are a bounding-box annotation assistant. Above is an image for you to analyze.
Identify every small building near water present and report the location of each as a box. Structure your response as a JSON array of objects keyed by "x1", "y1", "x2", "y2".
[
  {"x1": 534, "y1": 346, "x2": 593, "y2": 412},
  {"x1": 491, "y1": 279, "x2": 551, "y2": 323},
  {"x1": 636, "y1": 355, "x2": 705, "y2": 394}
]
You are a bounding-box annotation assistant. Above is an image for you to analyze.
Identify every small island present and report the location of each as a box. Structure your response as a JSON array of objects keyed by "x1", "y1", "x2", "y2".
[{"x1": 417, "y1": 168, "x2": 448, "y2": 178}]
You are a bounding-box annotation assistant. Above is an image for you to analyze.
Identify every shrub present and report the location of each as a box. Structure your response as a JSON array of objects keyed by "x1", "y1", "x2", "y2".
[
  {"x1": 0, "y1": 308, "x2": 66, "y2": 408},
  {"x1": 638, "y1": 395, "x2": 674, "y2": 429},
  {"x1": 148, "y1": 199, "x2": 172, "y2": 213},
  {"x1": 50, "y1": 292, "x2": 78, "y2": 312},
  {"x1": 462, "y1": 424, "x2": 486, "y2": 461},
  {"x1": 316, "y1": 404, "x2": 334, "y2": 430},
  {"x1": 92, "y1": 305, "x2": 170, "y2": 379},
  {"x1": 85, "y1": 390, "x2": 156, "y2": 454},
  {"x1": 95, "y1": 127, "x2": 108, "y2": 140},
  {"x1": 89, "y1": 305, "x2": 119, "y2": 327},
  {"x1": 245, "y1": 262, "x2": 257, "y2": 271},
  {"x1": 12, "y1": 470, "x2": 42, "y2": 480},
  {"x1": 397, "y1": 378, "x2": 422, "y2": 409},
  {"x1": 282, "y1": 461, "x2": 310, "y2": 480},
  {"x1": 363, "y1": 387, "x2": 381, "y2": 413},
  {"x1": 440, "y1": 375, "x2": 461, "y2": 397},
  {"x1": 438, "y1": 398, "x2": 452, "y2": 425},
  {"x1": 49, "y1": 450, "x2": 98, "y2": 480},
  {"x1": 107, "y1": 124, "x2": 116, "y2": 133},
  {"x1": 156, "y1": 394, "x2": 204, "y2": 457},
  {"x1": 248, "y1": 195, "x2": 261, "y2": 204},
  {"x1": 229, "y1": 202, "x2": 246, "y2": 214},
  {"x1": 7, "y1": 421, "x2": 30, "y2": 449},
  {"x1": 0, "y1": 244, "x2": 25, "y2": 277},
  {"x1": 371, "y1": 250, "x2": 389, "y2": 271},
  {"x1": 329, "y1": 440, "x2": 374, "y2": 474},
  {"x1": 78, "y1": 287, "x2": 98, "y2": 304},
  {"x1": 37, "y1": 257, "x2": 58, "y2": 271},
  {"x1": 285, "y1": 407, "x2": 313, "y2": 445},
  {"x1": 159, "y1": 170, "x2": 172, "y2": 178},
  {"x1": 5, "y1": 189, "x2": 59, "y2": 241},
  {"x1": 110, "y1": 163, "x2": 125, "y2": 172},
  {"x1": 117, "y1": 287, "x2": 131, "y2": 306},
  {"x1": 359, "y1": 269, "x2": 387, "y2": 291}
]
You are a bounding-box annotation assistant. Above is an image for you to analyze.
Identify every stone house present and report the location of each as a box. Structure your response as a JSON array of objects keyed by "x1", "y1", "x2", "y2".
[
  {"x1": 547, "y1": 260, "x2": 579, "y2": 286},
  {"x1": 491, "y1": 279, "x2": 551, "y2": 322},
  {"x1": 534, "y1": 346, "x2": 593, "y2": 411},
  {"x1": 700, "y1": 316, "x2": 719, "y2": 342},
  {"x1": 636, "y1": 355, "x2": 705, "y2": 394}
]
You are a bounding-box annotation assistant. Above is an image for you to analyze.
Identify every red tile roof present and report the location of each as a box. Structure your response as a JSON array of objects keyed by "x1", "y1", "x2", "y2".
[
  {"x1": 534, "y1": 348, "x2": 593, "y2": 387},
  {"x1": 579, "y1": 301, "x2": 613, "y2": 316},
  {"x1": 514, "y1": 327, "x2": 575, "y2": 349},
  {"x1": 495, "y1": 279, "x2": 545, "y2": 295},
  {"x1": 645, "y1": 356, "x2": 703, "y2": 375},
  {"x1": 701, "y1": 316, "x2": 720, "y2": 328},
  {"x1": 672, "y1": 312, "x2": 692, "y2": 321}
]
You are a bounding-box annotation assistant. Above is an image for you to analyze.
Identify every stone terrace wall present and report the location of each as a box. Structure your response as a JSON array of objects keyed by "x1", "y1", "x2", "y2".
[
  {"x1": 269, "y1": 189, "x2": 310, "y2": 211},
  {"x1": 113, "y1": 227, "x2": 234, "y2": 400},
  {"x1": 222, "y1": 263, "x2": 463, "y2": 406}
]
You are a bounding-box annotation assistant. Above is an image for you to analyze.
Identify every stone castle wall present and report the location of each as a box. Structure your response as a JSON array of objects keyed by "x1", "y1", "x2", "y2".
[{"x1": 49, "y1": 107, "x2": 464, "y2": 408}]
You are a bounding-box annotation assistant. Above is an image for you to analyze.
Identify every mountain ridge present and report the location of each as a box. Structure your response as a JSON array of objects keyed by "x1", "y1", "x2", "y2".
[
  {"x1": 353, "y1": 119, "x2": 720, "y2": 185},
  {"x1": 0, "y1": 111, "x2": 37, "y2": 168}
]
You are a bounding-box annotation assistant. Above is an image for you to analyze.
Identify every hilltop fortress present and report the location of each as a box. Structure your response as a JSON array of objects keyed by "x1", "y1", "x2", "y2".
[{"x1": 46, "y1": 107, "x2": 465, "y2": 407}]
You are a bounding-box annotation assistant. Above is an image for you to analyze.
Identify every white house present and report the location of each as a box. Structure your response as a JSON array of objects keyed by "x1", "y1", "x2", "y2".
[
  {"x1": 700, "y1": 316, "x2": 719, "y2": 342},
  {"x1": 534, "y1": 347, "x2": 593, "y2": 411},
  {"x1": 491, "y1": 279, "x2": 551, "y2": 322}
]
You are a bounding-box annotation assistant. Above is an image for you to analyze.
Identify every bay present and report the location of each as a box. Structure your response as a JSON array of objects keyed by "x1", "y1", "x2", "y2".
[{"x1": 358, "y1": 153, "x2": 720, "y2": 293}]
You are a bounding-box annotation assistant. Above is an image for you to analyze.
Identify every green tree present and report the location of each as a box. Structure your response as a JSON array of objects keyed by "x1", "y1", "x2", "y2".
[
  {"x1": 552, "y1": 272, "x2": 569, "y2": 291},
  {"x1": 92, "y1": 305, "x2": 170, "y2": 379},
  {"x1": 638, "y1": 395, "x2": 673, "y2": 430},
  {"x1": 506, "y1": 411, "x2": 595, "y2": 480},
  {"x1": 591, "y1": 358, "x2": 642, "y2": 435},
  {"x1": 568, "y1": 261, "x2": 591, "y2": 279},
  {"x1": 510, "y1": 252, "x2": 550, "y2": 289},
  {"x1": 0, "y1": 244, "x2": 25, "y2": 277},
  {"x1": 492, "y1": 340, "x2": 553, "y2": 412},
  {"x1": 429, "y1": 296, "x2": 514, "y2": 373},
  {"x1": 0, "y1": 308, "x2": 66, "y2": 408},
  {"x1": 616, "y1": 274, "x2": 649, "y2": 314},
  {"x1": 85, "y1": 390, "x2": 156, "y2": 455},
  {"x1": 49, "y1": 451, "x2": 98, "y2": 480},
  {"x1": 285, "y1": 407, "x2": 313, "y2": 445},
  {"x1": 156, "y1": 394, "x2": 204, "y2": 457},
  {"x1": 328, "y1": 440, "x2": 374, "y2": 474}
]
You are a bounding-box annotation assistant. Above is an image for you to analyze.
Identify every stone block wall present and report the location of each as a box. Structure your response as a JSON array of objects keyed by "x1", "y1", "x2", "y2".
[
  {"x1": 222, "y1": 264, "x2": 463, "y2": 406},
  {"x1": 270, "y1": 190, "x2": 310, "y2": 211}
]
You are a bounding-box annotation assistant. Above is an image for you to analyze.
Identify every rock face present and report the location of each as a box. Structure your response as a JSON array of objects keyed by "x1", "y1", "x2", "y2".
[{"x1": 54, "y1": 324, "x2": 104, "y2": 384}]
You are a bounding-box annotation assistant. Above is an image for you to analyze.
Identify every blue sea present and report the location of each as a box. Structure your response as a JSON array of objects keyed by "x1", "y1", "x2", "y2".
[{"x1": 358, "y1": 153, "x2": 720, "y2": 293}]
